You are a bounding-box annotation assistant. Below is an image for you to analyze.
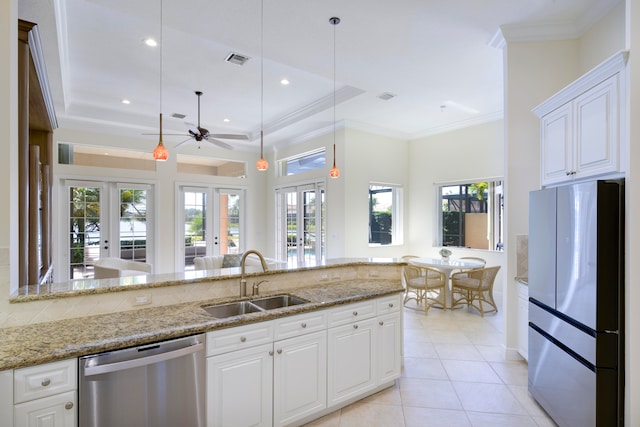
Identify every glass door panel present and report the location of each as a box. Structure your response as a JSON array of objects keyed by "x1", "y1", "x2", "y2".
[
  {"x1": 118, "y1": 187, "x2": 148, "y2": 263},
  {"x1": 183, "y1": 190, "x2": 208, "y2": 270},
  {"x1": 218, "y1": 190, "x2": 241, "y2": 255},
  {"x1": 68, "y1": 184, "x2": 105, "y2": 280}
]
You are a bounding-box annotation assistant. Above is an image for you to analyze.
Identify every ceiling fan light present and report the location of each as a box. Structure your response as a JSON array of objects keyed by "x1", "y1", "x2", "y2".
[{"x1": 256, "y1": 157, "x2": 269, "y2": 171}]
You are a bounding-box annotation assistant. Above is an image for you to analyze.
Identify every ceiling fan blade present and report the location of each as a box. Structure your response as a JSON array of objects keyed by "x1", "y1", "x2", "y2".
[
  {"x1": 209, "y1": 133, "x2": 249, "y2": 140},
  {"x1": 174, "y1": 137, "x2": 193, "y2": 149},
  {"x1": 206, "y1": 137, "x2": 234, "y2": 150}
]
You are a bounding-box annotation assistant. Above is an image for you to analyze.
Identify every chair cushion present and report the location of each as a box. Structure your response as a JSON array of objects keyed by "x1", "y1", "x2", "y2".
[{"x1": 222, "y1": 253, "x2": 242, "y2": 268}]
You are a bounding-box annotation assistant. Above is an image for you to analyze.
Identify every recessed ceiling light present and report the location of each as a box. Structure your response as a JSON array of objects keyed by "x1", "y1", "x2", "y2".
[
  {"x1": 121, "y1": 99, "x2": 131, "y2": 105},
  {"x1": 280, "y1": 78, "x2": 290, "y2": 86},
  {"x1": 223, "y1": 118, "x2": 230, "y2": 123},
  {"x1": 144, "y1": 38, "x2": 157, "y2": 47}
]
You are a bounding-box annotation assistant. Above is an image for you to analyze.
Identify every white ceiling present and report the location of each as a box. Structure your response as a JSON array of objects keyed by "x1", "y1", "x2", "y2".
[{"x1": 19, "y1": 0, "x2": 620, "y2": 154}]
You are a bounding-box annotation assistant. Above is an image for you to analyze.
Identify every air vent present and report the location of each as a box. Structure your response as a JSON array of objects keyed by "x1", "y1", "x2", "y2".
[
  {"x1": 378, "y1": 92, "x2": 396, "y2": 101},
  {"x1": 225, "y1": 52, "x2": 250, "y2": 66},
  {"x1": 172, "y1": 113, "x2": 186, "y2": 119}
]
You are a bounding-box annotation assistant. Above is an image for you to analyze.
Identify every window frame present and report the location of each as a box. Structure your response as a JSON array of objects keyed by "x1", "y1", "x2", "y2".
[
  {"x1": 435, "y1": 177, "x2": 504, "y2": 251},
  {"x1": 368, "y1": 182, "x2": 403, "y2": 247}
]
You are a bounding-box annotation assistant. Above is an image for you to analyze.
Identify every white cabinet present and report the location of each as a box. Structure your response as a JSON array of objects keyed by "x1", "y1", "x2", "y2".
[
  {"x1": 12, "y1": 359, "x2": 77, "y2": 427},
  {"x1": 207, "y1": 342, "x2": 274, "y2": 427},
  {"x1": 534, "y1": 51, "x2": 627, "y2": 186},
  {"x1": 517, "y1": 281, "x2": 529, "y2": 360},
  {"x1": 273, "y1": 331, "x2": 326, "y2": 427},
  {"x1": 205, "y1": 294, "x2": 403, "y2": 427},
  {"x1": 327, "y1": 317, "x2": 377, "y2": 406}
]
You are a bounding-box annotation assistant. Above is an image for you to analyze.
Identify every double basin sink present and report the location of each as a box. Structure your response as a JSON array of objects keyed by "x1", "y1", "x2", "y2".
[{"x1": 203, "y1": 294, "x2": 308, "y2": 319}]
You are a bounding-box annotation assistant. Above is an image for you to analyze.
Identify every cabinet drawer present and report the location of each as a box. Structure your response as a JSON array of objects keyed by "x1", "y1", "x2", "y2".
[
  {"x1": 376, "y1": 294, "x2": 401, "y2": 315},
  {"x1": 14, "y1": 390, "x2": 76, "y2": 426},
  {"x1": 328, "y1": 300, "x2": 376, "y2": 328},
  {"x1": 206, "y1": 321, "x2": 274, "y2": 356},
  {"x1": 14, "y1": 359, "x2": 77, "y2": 404},
  {"x1": 274, "y1": 310, "x2": 328, "y2": 341}
]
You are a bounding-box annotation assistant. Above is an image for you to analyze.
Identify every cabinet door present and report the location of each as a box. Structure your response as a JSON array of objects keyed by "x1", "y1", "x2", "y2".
[
  {"x1": 273, "y1": 331, "x2": 327, "y2": 427},
  {"x1": 574, "y1": 75, "x2": 618, "y2": 179},
  {"x1": 540, "y1": 103, "x2": 573, "y2": 185},
  {"x1": 14, "y1": 390, "x2": 76, "y2": 427},
  {"x1": 376, "y1": 312, "x2": 402, "y2": 384},
  {"x1": 327, "y1": 318, "x2": 376, "y2": 406},
  {"x1": 206, "y1": 343, "x2": 273, "y2": 427}
]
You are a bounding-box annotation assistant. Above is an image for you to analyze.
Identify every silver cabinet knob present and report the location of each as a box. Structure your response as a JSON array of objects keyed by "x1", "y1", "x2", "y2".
[
  {"x1": 388, "y1": 303, "x2": 394, "y2": 308},
  {"x1": 277, "y1": 349, "x2": 282, "y2": 354},
  {"x1": 353, "y1": 311, "x2": 358, "y2": 316},
  {"x1": 301, "y1": 323, "x2": 307, "y2": 328},
  {"x1": 379, "y1": 321, "x2": 384, "y2": 326},
  {"x1": 65, "y1": 402, "x2": 74, "y2": 410},
  {"x1": 41, "y1": 378, "x2": 51, "y2": 387},
  {"x1": 269, "y1": 350, "x2": 274, "y2": 356},
  {"x1": 240, "y1": 336, "x2": 247, "y2": 342},
  {"x1": 353, "y1": 324, "x2": 358, "y2": 329}
]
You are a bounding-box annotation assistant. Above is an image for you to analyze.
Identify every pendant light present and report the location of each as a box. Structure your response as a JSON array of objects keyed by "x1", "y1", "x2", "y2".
[
  {"x1": 256, "y1": 0, "x2": 269, "y2": 171},
  {"x1": 329, "y1": 16, "x2": 340, "y2": 179},
  {"x1": 153, "y1": 0, "x2": 169, "y2": 161}
]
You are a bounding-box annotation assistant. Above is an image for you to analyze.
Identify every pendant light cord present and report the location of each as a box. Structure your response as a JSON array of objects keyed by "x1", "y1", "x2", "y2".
[
  {"x1": 159, "y1": 0, "x2": 163, "y2": 121},
  {"x1": 260, "y1": 0, "x2": 264, "y2": 157}
]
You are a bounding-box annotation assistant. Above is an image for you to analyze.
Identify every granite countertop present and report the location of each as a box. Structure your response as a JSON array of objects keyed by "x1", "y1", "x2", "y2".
[{"x1": 0, "y1": 279, "x2": 403, "y2": 371}]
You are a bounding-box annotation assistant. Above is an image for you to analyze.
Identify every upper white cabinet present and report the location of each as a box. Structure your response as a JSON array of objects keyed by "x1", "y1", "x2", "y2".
[{"x1": 534, "y1": 51, "x2": 628, "y2": 186}]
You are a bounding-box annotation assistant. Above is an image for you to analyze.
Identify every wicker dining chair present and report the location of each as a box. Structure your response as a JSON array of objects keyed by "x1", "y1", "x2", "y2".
[
  {"x1": 402, "y1": 256, "x2": 446, "y2": 313},
  {"x1": 450, "y1": 265, "x2": 501, "y2": 316}
]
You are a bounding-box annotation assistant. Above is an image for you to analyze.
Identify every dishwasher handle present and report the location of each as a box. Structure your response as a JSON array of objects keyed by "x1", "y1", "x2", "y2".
[{"x1": 83, "y1": 341, "x2": 204, "y2": 377}]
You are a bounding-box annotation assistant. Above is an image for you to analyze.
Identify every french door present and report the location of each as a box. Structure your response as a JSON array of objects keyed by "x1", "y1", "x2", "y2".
[
  {"x1": 179, "y1": 185, "x2": 245, "y2": 271},
  {"x1": 276, "y1": 182, "x2": 325, "y2": 267},
  {"x1": 63, "y1": 180, "x2": 154, "y2": 281}
]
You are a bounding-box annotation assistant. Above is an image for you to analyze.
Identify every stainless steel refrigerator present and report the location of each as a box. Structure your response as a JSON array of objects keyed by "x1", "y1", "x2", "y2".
[{"x1": 528, "y1": 179, "x2": 624, "y2": 427}]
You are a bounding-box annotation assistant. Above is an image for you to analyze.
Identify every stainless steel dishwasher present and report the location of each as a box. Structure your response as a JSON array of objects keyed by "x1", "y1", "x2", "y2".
[{"x1": 79, "y1": 333, "x2": 205, "y2": 427}]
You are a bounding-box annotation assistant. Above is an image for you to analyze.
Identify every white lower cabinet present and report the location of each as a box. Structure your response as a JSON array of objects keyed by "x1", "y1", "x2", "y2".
[
  {"x1": 12, "y1": 359, "x2": 77, "y2": 427},
  {"x1": 205, "y1": 293, "x2": 402, "y2": 427},
  {"x1": 207, "y1": 342, "x2": 274, "y2": 427},
  {"x1": 327, "y1": 317, "x2": 376, "y2": 406}
]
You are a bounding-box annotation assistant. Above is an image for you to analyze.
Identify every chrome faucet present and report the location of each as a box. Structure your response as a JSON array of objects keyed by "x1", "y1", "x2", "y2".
[{"x1": 239, "y1": 250, "x2": 269, "y2": 297}]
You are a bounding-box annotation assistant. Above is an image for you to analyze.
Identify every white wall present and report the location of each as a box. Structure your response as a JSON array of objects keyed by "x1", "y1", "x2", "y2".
[{"x1": 580, "y1": 1, "x2": 626, "y2": 73}]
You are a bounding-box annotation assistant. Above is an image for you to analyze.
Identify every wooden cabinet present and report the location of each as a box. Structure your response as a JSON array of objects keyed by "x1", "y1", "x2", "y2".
[
  {"x1": 534, "y1": 51, "x2": 627, "y2": 186},
  {"x1": 12, "y1": 359, "x2": 77, "y2": 427}
]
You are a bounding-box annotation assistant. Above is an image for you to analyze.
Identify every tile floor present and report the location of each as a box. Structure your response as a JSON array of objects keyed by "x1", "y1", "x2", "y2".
[{"x1": 304, "y1": 298, "x2": 557, "y2": 427}]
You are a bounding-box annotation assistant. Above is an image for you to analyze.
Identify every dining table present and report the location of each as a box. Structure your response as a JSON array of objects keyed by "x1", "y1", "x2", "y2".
[{"x1": 408, "y1": 257, "x2": 485, "y2": 309}]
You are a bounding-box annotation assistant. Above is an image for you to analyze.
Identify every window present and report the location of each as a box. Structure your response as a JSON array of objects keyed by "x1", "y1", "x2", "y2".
[
  {"x1": 438, "y1": 179, "x2": 503, "y2": 251},
  {"x1": 279, "y1": 149, "x2": 326, "y2": 176},
  {"x1": 369, "y1": 184, "x2": 403, "y2": 246}
]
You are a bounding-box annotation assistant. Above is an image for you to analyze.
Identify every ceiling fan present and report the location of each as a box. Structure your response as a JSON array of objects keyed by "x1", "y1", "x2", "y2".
[{"x1": 172, "y1": 91, "x2": 249, "y2": 150}]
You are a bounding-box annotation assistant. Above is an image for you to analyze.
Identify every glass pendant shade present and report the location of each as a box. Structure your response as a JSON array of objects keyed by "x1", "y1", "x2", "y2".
[
  {"x1": 153, "y1": 113, "x2": 168, "y2": 161},
  {"x1": 329, "y1": 143, "x2": 339, "y2": 178},
  {"x1": 256, "y1": 156, "x2": 268, "y2": 171}
]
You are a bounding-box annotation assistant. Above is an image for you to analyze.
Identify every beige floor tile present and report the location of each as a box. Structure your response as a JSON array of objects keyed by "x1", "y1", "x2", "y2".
[
  {"x1": 465, "y1": 411, "x2": 539, "y2": 426},
  {"x1": 442, "y1": 360, "x2": 502, "y2": 383},
  {"x1": 399, "y1": 378, "x2": 462, "y2": 410},
  {"x1": 403, "y1": 406, "x2": 472, "y2": 427},
  {"x1": 507, "y1": 385, "x2": 551, "y2": 418},
  {"x1": 489, "y1": 361, "x2": 529, "y2": 386},
  {"x1": 338, "y1": 401, "x2": 405, "y2": 427},
  {"x1": 303, "y1": 409, "x2": 342, "y2": 427},
  {"x1": 463, "y1": 330, "x2": 503, "y2": 346},
  {"x1": 452, "y1": 382, "x2": 528, "y2": 415},
  {"x1": 427, "y1": 330, "x2": 472, "y2": 344},
  {"x1": 362, "y1": 383, "x2": 402, "y2": 405},
  {"x1": 402, "y1": 357, "x2": 448, "y2": 380},
  {"x1": 434, "y1": 343, "x2": 485, "y2": 361},
  {"x1": 403, "y1": 340, "x2": 438, "y2": 358},
  {"x1": 474, "y1": 344, "x2": 506, "y2": 362}
]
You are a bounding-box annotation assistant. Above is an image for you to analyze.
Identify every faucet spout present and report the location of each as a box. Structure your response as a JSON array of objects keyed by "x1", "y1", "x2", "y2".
[{"x1": 239, "y1": 250, "x2": 269, "y2": 297}]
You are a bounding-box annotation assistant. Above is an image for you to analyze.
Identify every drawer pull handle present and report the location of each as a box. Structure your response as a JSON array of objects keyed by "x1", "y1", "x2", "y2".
[
  {"x1": 379, "y1": 321, "x2": 384, "y2": 326},
  {"x1": 388, "y1": 303, "x2": 394, "y2": 308},
  {"x1": 41, "y1": 378, "x2": 51, "y2": 387},
  {"x1": 353, "y1": 324, "x2": 358, "y2": 329},
  {"x1": 240, "y1": 336, "x2": 247, "y2": 342},
  {"x1": 277, "y1": 349, "x2": 283, "y2": 354},
  {"x1": 301, "y1": 323, "x2": 307, "y2": 328},
  {"x1": 353, "y1": 311, "x2": 358, "y2": 316},
  {"x1": 65, "y1": 402, "x2": 74, "y2": 410}
]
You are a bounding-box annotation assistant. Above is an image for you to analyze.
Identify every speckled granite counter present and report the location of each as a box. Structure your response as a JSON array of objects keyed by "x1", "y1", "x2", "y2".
[{"x1": 0, "y1": 279, "x2": 403, "y2": 370}]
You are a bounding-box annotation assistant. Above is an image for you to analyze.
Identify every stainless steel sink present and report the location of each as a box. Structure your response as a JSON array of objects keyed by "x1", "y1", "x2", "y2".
[
  {"x1": 202, "y1": 301, "x2": 263, "y2": 318},
  {"x1": 250, "y1": 294, "x2": 308, "y2": 310},
  {"x1": 202, "y1": 294, "x2": 308, "y2": 318}
]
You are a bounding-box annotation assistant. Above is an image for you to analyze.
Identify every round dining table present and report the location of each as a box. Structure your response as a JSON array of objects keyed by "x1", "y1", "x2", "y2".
[{"x1": 408, "y1": 257, "x2": 485, "y2": 308}]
